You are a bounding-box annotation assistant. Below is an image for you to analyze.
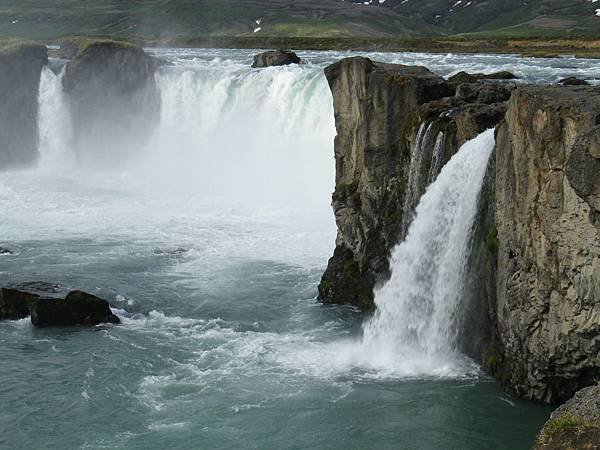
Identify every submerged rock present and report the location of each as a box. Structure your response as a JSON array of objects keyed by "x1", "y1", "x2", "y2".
[
  {"x1": 559, "y1": 76, "x2": 590, "y2": 86},
  {"x1": 9, "y1": 281, "x2": 63, "y2": 295},
  {"x1": 30, "y1": 290, "x2": 120, "y2": 327},
  {"x1": 534, "y1": 384, "x2": 600, "y2": 449},
  {"x1": 0, "y1": 288, "x2": 38, "y2": 320},
  {"x1": 251, "y1": 49, "x2": 300, "y2": 68},
  {"x1": 0, "y1": 39, "x2": 48, "y2": 168}
]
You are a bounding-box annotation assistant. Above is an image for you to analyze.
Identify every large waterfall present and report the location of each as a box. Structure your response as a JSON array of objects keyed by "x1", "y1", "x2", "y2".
[
  {"x1": 359, "y1": 129, "x2": 495, "y2": 375},
  {"x1": 36, "y1": 52, "x2": 335, "y2": 205}
]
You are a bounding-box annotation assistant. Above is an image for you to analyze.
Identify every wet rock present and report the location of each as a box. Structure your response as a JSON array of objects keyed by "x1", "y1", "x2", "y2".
[
  {"x1": 0, "y1": 288, "x2": 38, "y2": 320},
  {"x1": 559, "y1": 76, "x2": 590, "y2": 86},
  {"x1": 30, "y1": 290, "x2": 121, "y2": 327},
  {"x1": 62, "y1": 37, "x2": 160, "y2": 164},
  {"x1": 251, "y1": 49, "x2": 300, "y2": 68},
  {"x1": 448, "y1": 70, "x2": 519, "y2": 84},
  {"x1": 0, "y1": 247, "x2": 13, "y2": 256},
  {"x1": 0, "y1": 39, "x2": 48, "y2": 168},
  {"x1": 534, "y1": 384, "x2": 600, "y2": 449}
]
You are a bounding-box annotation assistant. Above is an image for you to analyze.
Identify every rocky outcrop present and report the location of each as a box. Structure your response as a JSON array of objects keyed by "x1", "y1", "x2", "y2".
[
  {"x1": 0, "y1": 40, "x2": 48, "y2": 168},
  {"x1": 61, "y1": 38, "x2": 159, "y2": 163},
  {"x1": 319, "y1": 57, "x2": 599, "y2": 404},
  {"x1": 448, "y1": 70, "x2": 518, "y2": 84},
  {"x1": 251, "y1": 49, "x2": 300, "y2": 68},
  {"x1": 30, "y1": 290, "x2": 120, "y2": 327},
  {"x1": 0, "y1": 287, "x2": 120, "y2": 326},
  {"x1": 493, "y1": 86, "x2": 600, "y2": 403},
  {"x1": 318, "y1": 57, "x2": 511, "y2": 310},
  {"x1": 534, "y1": 383, "x2": 600, "y2": 449}
]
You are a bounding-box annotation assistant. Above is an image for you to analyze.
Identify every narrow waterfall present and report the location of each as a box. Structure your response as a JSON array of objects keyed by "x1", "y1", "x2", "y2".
[
  {"x1": 361, "y1": 129, "x2": 495, "y2": 373},
  {"x1": 401, "y1": 122, "x2": 447, "y2": 236},
  {"x1": 37, "y1": 66, "x2": 73, "y2": 168}
]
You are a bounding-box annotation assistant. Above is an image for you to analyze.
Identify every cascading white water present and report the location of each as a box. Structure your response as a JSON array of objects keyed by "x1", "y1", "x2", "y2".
[
  {"x1": 359, "y1": 129, "x2": 495, "y2": 375},
  {"x1": 37, "y1": 66, "x2": 73, "y2": 169},
  {"x1": 36, "y1": 54, "x2": 335, "y2": 205}
]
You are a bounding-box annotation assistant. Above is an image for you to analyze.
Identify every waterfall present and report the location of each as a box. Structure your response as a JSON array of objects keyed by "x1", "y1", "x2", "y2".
[
  {"x1": 37, "y1": 66, "x2": 73, "y2": 168},
  {"x1": 35, "y1": 54, "x2": 335, "y2": 204},
  {"x1": 360, "y1": 129, "x2": 495, "y2": 374}
]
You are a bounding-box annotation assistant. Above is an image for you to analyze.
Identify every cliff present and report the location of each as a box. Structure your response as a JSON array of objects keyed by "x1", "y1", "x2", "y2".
[
  {"x1": 61, "y1": 38, "x2": 160, "y2": 163},
  {"x1": 0, "y1": 39, "x2": 48, "y2": 168},
  {"x1": 318, "y1": 57, "x2": 509, "y2": 311},
  {"x1": 320, "y1": 57, "x2": 599, "y2": 403},
  {"x1": 494, "y1": 86, "x2": 600, "y2": 403}
]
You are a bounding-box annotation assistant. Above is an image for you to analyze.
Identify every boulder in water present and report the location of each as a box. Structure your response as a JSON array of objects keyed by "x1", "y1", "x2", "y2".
[
  {"x1": 0, "y1": 247, "x2": 13, "y2": 256},
  {"x1": 0, "y1": 288, "x2": 39, "y2": 320},
  {"x1": 251, "y1": 50, "x2": 301, "y2": 68},
  {"x1": 559, "y1": 76, "x2": 590, "y2": 86},
  {"x1": 0, "y1": 39, "x2": 48, "y2": 168},
  {"x1": 30, "y1": 290, "x2": 121, "y2": 327},
  {"x1": 448, "y1": 70, "x2": 519, "y2": 84}
]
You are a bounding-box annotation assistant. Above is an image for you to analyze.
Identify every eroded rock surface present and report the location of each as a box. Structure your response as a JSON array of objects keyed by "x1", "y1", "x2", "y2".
[{"x1": 493, "y1": 86, "x2": 600, "y2": 402}]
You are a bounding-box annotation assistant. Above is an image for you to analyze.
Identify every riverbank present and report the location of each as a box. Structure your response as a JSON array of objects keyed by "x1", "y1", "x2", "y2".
[{"x1": 127, "y1": 36, "x2": 600, "y2": 59}]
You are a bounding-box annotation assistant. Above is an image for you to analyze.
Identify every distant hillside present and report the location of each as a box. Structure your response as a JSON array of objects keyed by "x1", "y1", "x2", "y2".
[
  {"x1": 0, "y1": 0, "x2": 598, "y2": 40},
  {"x1": 385, "y1": 0, "x2": 600, "y2": 36}
]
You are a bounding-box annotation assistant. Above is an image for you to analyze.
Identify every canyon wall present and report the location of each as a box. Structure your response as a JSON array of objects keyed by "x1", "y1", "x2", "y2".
[{"x1": 320, "y1": 57, "x2": 599, "y2": 403}]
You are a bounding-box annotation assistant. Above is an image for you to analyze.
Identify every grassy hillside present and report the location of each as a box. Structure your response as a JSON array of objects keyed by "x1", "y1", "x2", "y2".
[
  {"x1": 0, "y1": 0, "x2": 598, "y2": 40},
  {"x1": 0, "y1": 0, "x2": 436, "y2": 40}
]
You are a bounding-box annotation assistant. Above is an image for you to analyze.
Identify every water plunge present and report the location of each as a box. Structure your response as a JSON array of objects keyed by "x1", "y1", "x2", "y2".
[{"x1": 359, "y1": 129, "x2": 496, "y2": 376}]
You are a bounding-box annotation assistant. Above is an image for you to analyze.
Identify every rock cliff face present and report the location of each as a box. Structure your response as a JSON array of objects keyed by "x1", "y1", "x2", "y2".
[
  {"x1": 320, "y1": 57, "x2": 599, "y2": 403},
  {"x1": 494, "y1": 87, "x2": 600, "y2": 403},
  {"x1": 0, "y1": 40, "x2": 48, "y2": 168},
  {"x1": 318, "y1": 57, "x2": 509, "y2": 311},
  {"x1": 61, "y1": 38, "x2": 159, "y2": 163}
]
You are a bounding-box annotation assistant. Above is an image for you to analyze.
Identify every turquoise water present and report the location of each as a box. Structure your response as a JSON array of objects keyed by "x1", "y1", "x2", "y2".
[{"x1": 1, "y1": 48, "x2": 591, "y2": 449}]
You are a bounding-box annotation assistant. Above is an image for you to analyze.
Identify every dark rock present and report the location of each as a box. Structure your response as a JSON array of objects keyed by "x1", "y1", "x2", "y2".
[
  {"x1": 0, "y1": 288, "x2": 38, "y2": 320},
  {"x1": 0, "y1": 40, "x2": 48, "y2": 168},
  {"x1": 534, "y1": 384, "x2": 600, "y2": 449},
  {"x1": 448, "y1": 70, "x2": 519, "y2": 84},
  {"x1": 559, "y1": 76, "x2": 590, "y2": 86},
  {"x1": 30, "y1": 290, "x2": 120, "y2": 327},
  {"x1": 455, "y1": 82, "x2": 515, "y2": 104},
  {"x1": 61, "y1": 38, "x2": 160, "y2": 164},
  {"x1": 251, "y1": 49, "x2": 300, "y2": 68},
  {"x1": 0, "y1": 247, "x2": 13, "y2": 255}
]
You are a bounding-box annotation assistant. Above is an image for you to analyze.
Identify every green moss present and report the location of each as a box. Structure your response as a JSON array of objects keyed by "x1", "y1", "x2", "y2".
[
  {"x1": 333, "y1": 181, "x2": 360, "y2": 207},
  {"x1": 485, "y1": 227, "x2": 499, "y2": 252},
  {"x1": 0, "y1": 38, "x2": 44, "y2": 56}
]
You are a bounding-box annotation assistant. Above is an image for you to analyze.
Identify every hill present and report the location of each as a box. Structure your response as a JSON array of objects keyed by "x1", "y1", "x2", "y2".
[{"x1": 0, "y1": 0, "x2": 598, "y2": 40}]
